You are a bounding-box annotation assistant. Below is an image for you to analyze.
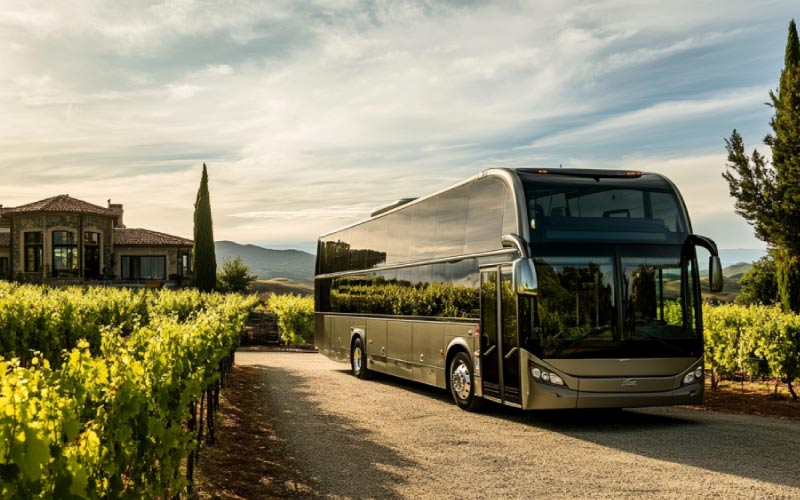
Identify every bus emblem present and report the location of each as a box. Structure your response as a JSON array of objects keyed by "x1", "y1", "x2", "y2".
[{"x1": 622, "y1": 379, "x2": 638, "y2": 387}]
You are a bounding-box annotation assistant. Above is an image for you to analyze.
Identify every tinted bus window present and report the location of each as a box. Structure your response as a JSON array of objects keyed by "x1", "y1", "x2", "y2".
[
  {"x1": 410, "y1": 198, "x2": 438, "y2": 261},
  {"x1": 466, "y1": 178, "x2": 506, "y2": 253},
  {"x1": 332, "y1": 230, "x2": 351, "y2": 273},
  {"x1": 317, "y1": 239, "x2": 327, "y2": 274},
  {"x1": 649, "y1": 191, "x2": 684, "y2": 232},
  {"x1": 432, "y1": 259, "x2": 480, "y2": 318},
  {"x1": 502, "y1": 189, "x2": 518, "y2": 236},
  {"x1": 387, "y1": 210, "x2": 412, "y2": 264},
  {"x1": 348, "y1": 224, "x2": 369, "y2": 270},
  {"x1": 434, "y1": 185, "x2": 469, "y2": 258},
  {"x1": 523, "y1": 174, "x2": 687, "y2": 243},
  {"x1": 366, "y1": 215, "x2": 389, "y2": 268}
]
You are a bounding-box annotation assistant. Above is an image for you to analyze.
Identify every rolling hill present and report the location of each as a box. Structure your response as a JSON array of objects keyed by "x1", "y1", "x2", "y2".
[
  {"x1": 722, "y1": 261, "x2": 752, "y2": 279},
  {"x1": 215, "y1": 241, "x2": 315, "y2": 280}
]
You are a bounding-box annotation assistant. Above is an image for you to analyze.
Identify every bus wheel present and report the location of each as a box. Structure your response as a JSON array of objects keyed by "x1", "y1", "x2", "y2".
[
  {"x1": 350, "y1": 337, "x2": 372, "y2": 379},
  {"x1": 449, "y1": 352, "x2": 484, "y2": 411}
]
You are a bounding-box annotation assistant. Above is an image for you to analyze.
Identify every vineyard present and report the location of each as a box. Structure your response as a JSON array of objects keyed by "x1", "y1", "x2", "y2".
[
  {"x1": 0, "y1": 282, "x2": 258, "y2": 499},
  {"x1": 1, "y1": 278, "x2": 798, "y2": 497},
  {"x1": 700, "y1": 303, "x2": 800, "y2": 400}
]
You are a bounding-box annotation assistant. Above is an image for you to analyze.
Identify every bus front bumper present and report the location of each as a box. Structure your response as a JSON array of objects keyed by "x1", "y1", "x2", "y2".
[{"x1": 524, "y1": 380, "x2": 704, "y2": 410}]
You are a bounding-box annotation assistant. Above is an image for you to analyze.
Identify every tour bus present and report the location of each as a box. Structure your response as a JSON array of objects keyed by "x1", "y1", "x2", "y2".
[{"x1": 314, "y1": 168, "x2": 723, "y2": 410}]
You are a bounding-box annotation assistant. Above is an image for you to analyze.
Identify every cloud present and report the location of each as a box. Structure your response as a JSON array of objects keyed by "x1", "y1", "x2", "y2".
[
  {"x1": 166, "y1": 83, "x2": 200, "y2": 99},
  {"x1": 232, "y1": 205, "x2": 375, "y2": 220},
  {"x1": 0, "y1": 0, "x2": 796, "y2": 251},
  {"x1": 523, "y1": 87, "x2": 766, "y2": 150}
]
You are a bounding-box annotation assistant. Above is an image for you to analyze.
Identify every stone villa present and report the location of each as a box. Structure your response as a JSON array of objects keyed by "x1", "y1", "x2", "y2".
[{"x1": 0, "y1": 195, "x2": 193, "y2": 285}]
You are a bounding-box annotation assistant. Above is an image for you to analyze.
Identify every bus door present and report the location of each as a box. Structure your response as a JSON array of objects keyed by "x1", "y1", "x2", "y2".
[{"x1": 480, "y1": 265, "x2": 521, "y2": 405}]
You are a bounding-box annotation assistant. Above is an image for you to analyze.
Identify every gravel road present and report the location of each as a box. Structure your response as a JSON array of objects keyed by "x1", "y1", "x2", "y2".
[{"x1": 234, "y1": 350, "x2": 800, "y2": 499}]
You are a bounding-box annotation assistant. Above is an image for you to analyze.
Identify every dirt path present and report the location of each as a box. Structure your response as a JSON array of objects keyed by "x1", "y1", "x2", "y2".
[{"x1": 197, "y1": 351, "x2": 800, "y2": 499}]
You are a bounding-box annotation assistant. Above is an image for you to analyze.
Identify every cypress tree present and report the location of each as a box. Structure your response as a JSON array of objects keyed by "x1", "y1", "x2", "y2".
[
  {"x1": 193, "y1": 163, "x2": 217, "y2": 292},
  {"x1": 724, "y1": 20, "x2": 800, "y2": 311}
]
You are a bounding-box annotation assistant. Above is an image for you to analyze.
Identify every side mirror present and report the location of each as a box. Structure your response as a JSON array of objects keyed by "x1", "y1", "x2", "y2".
[
  {"x1": 512, "y1": 258, "x2": 538, "y2": 296},
  {"x1": 709, "y1": 256, "x2": 723, "y2": 293},
  {"x1": 685, "y1": 234, "x2": 724, "y2": 293},
  {"x1": 501, "y1": 234, "x2": 530, "y2": 259}
]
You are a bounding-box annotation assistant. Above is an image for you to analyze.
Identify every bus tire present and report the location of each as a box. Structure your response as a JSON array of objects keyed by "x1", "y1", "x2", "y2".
[
  {"x1": 350, "y1": 337, "x2": 372, "y2": 379},
  {"x1": 449, "y1": 351, "x2": 484, "y2": 411}
]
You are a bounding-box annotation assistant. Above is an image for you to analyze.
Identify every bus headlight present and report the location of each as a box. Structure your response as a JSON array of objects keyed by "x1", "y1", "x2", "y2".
[
  {"x1": 683, "y1": 365, "x2": 703, "y2": 385},
  {"x1": 530, "y1": 363, "x2": 566, "y2": 387}
]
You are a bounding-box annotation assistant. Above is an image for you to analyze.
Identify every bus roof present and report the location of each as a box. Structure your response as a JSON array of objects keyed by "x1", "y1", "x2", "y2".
[
  {"x1": 317, "y1": 167, "x2": 676, "y2": 239},
  {"x1": 516, "y1": 168, "x2": 644, "y2": 178}
]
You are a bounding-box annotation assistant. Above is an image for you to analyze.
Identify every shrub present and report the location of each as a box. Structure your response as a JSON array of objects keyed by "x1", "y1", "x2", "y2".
[
  {"x1": 737, "y1": 256, "x2": 778, "y2": 306},
  {"x1": 265, "y1": 294, "x2": 314, "y2": 346},
  {"x1": 217, "y1": 257, "x2": 257, "y2": 293}
]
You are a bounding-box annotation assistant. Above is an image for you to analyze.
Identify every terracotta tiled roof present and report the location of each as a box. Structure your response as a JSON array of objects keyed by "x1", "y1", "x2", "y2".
[
  {"x1": 114, "y1": 228, "x2": 193, "y2": 247},
  {"x1": 0, "y1": 232, "x2": 8, "y2": 248},
  {"x1": 5, "y1": 195, "x2": 113, "y2": 217}
]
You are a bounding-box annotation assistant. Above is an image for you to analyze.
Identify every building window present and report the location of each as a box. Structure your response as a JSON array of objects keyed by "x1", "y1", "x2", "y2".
[
  {"x1": 52, "y1": 230, "x2": 79, "y2": 277},
  {"x1": 84, "y1": 232, "x2": 100, "y2": 245},
  {"x1": 24, "y1": 232, "x2": 43, "y2": 273},
  {"x1": 0, "y1": 257, "x2": 8, "y2": 276},
  {"x1": 179, "y1": 250, "x2": 192, "y2": 276},
  {"x1": 84, "y1": 232, "x2": 101, "y2": 279},
  {"x1": 121, "y1": 256, "x2": 166, "y2": 280}
]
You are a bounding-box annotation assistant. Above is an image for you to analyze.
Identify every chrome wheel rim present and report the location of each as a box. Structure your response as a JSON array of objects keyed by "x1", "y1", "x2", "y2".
[
  {"x1": 451, "y1": 361, "x2": 471, "y2": 400},
  {"x1": 353, "y1": 346, "x2": 362, "y2": 373}
]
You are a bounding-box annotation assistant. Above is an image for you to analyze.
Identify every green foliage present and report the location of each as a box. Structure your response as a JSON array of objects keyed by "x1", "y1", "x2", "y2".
[
  {"x1": 265, "y1": 294, "x2": 314, "y2": 345},
  {"x1": 700, "y1": 303, "x2": 800, "y2": 399},
  {"x1": 193, "y1": 163, "x2": 217, "y2": 292},
  {"x1": 773, "y1": 247, "x2": 800, "y2": 312},
  {"x1": 0, "y1": 282, "x2": 248, "y2": 363},
  {"x1": 0, "y1": 284, "x2": 258, "y2": 498},
  {"x1": 217, "y1": 257, "x2": 257, "y2": 293},
  {"x1": 723, "y1": 20, "x2": 800, "y2": 312},
  {"x1": 736, "y1": 256, "x2": 778, "y2": 305}
]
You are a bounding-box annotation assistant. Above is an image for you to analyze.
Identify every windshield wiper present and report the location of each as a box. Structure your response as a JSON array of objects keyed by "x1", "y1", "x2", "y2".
[{"x1": 551, "y1": 327, "x2": 607, "y2": 357}]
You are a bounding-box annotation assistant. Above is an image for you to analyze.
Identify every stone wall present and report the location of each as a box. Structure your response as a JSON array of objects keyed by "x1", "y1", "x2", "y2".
[{"x1": 10, "y1": 213, "x2": 114, "y2": 279}]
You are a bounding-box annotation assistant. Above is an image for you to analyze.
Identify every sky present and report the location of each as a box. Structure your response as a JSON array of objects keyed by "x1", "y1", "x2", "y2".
[{"x1": 0, "y1": 1, "x2": 795, "y2": 254}]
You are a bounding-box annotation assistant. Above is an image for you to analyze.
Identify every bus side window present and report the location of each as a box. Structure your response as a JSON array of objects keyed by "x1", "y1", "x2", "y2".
[
  {"x1": 332, "y1": 230, "x2": 350, "y2": 273},
  {"x1": 501, "y1": 188, "x2": 517, "y2": 236},
  {"x1": 466, "y1": 178, "x2": 505, "y2": 253},
  {"x1": 387, "y1": 210, "x2": 411, "y2": 265},
  {"x1": 366, "y1": 216, "x2": 388, "y2": 269},
  {"x1": 411, "y1": 198, "x2": 438, "y2": 261},
  {"x1": 434, "y1": 185, "x2": 469, "y2": 258}
]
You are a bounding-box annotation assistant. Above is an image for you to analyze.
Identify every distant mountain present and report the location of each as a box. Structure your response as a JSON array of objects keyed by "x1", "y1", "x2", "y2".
[
  {"x1": 215, "y1": 241, "x2": 315, "y2": 280},
  {"x1": 723, "y1": 262, "x2": 752, "y2": 279},
  {"x1": 697, "y1": 248, "x2": 766, "y2": 272},
  {"x1": 718, "y1": 248, "x2": 766, "y2": 267}
]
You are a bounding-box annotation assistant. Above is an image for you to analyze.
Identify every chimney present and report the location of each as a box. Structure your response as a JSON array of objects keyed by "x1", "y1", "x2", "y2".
[{"x1": 108, "y1": 201, "x2": 125, "y2": 228}]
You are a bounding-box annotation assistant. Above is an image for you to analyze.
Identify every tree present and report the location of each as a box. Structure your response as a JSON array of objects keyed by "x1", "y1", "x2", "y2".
[
  {"x1": 193, "y1": 163, "x2": 216, "y2": 292},
  {"x1": 724, "y1": 20, "x2": 800, "y2": 311},
  {"x1": 736, "y1": 256, "x2": 778, "y2": 306},
  {"x1": 217, "y1": 257, "x2": 257, "y2": 293}
]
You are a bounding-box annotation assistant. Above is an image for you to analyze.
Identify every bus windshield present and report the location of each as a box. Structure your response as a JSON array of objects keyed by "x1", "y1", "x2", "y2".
[
  {"x1": 520, "y1": 253, "x2": 700, "y2": 359},
  {"x1": 522, "y1": 174, "x2": 688, "y2": 243}
]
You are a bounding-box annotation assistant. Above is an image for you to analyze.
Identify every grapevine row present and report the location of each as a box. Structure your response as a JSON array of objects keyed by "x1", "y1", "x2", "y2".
[
  {"x1": 0, "y1": 284, "x2": 258, "y2": 499},
  {"x1": 0, "y1": 282, "x2": 241, "y2": 364},
  {"x1": 701, "y1": 303, "x2": 800, "y2": 399}
]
